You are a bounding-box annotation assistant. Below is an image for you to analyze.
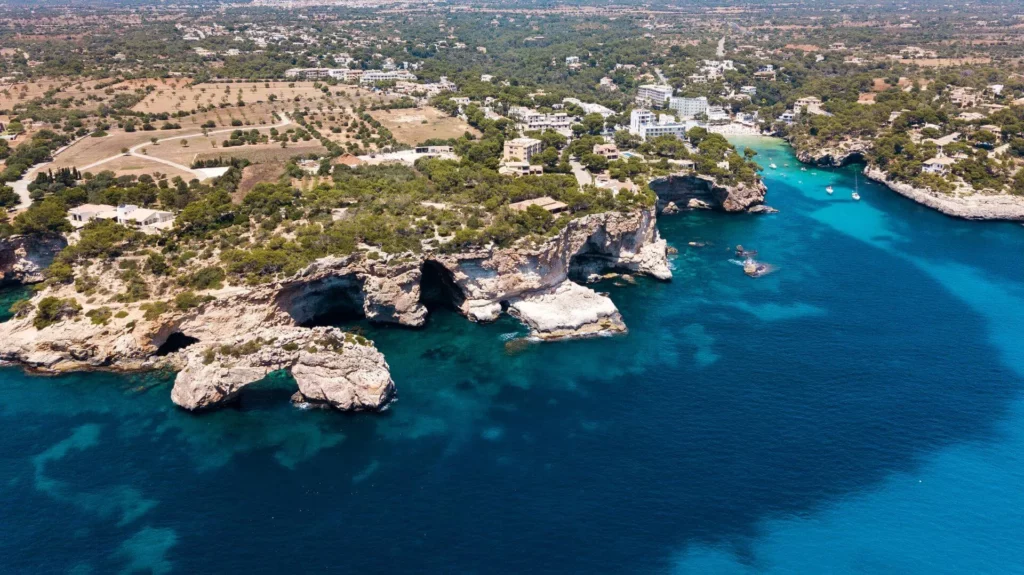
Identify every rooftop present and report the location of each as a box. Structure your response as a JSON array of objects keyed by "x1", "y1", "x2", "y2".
[{"x1": 509, "y1": 196, "x2": 569, "y2": 213}]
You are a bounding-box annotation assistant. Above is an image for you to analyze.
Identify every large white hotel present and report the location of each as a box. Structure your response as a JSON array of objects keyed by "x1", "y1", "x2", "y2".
[{"x1": 628, "y1": 109, "x2": 698, "y2": 141}]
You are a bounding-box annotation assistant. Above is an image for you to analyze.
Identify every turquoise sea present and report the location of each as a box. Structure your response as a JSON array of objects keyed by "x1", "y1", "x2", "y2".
[{"x1": 1, "y1": 138, "x2": 1023, "y2": 574}]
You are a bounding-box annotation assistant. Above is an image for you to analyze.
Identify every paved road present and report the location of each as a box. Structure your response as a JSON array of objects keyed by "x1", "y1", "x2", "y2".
[
  {"x1": 570, "y1": 160, "x2": 593, "y2": 188},
  {"x1": 9, "y1": 137, "x2": 85, "y2": 211}
]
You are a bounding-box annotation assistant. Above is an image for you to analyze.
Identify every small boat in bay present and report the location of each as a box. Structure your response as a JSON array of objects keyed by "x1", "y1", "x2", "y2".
[
  {"x1": 852, "y1": 192, "x2": 861, "y2": 201},
  {"x1": 826, "y1": 186, "x2": 834, "y2": 194},
  {"x1": 769, "y1": 163, "x2": 777, "y2": 169}
]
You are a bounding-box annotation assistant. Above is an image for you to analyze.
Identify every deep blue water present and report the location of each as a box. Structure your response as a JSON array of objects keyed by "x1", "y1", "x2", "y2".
[{"x1": 2, "y1": 138, "x2": 1023, "y2": 574}]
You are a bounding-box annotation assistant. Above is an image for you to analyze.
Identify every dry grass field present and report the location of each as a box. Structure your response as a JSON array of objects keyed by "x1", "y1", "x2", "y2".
[
  {"x1": 900, "y1": 57, "x2": 992, "y2": 67},
  {"x1": 369, "y1": 106, "x2": 477, "y2": 146},
  {"x1": 86, "y1": 155, "x2": 195, "y2": 181},
  {"x1": 0, "y1": 78, "x2": 64, "y2": 109},
  {"x1": 131, "y1": 81, "x2": 388, "y2": 115},
  {"x1": 49, "y1": 132, "x2": 161, "y2": 170},
  {"x1": 152, "y1": 138, "x2": 326, "y2": 166}
]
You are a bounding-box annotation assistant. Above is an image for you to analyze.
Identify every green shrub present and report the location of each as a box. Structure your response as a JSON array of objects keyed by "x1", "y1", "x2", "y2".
[
  {"x1": 33, "y1": 297, "x2": 81, "y2": 329},
  {"x1": 86, "y1": 307, "x2": 112, "y2": 325},
  {"x1": 9, "y1": 299, "x2": 33, "y2": 318},
  {"x1": 174, "y1": 290, "x2": 212, "y2": 311},
  {"x1": 182, "y1": 265, "x2": 226, "y2": 290},
  {"x1": 140, "y1": 301, "x2": 169, "y2": 321}
]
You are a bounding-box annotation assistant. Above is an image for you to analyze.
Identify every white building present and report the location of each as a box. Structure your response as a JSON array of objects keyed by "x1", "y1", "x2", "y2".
[
  {"x1": 669, "y1": 96, "x2": 708, "y2": 118},
  {"x1": 509, "y1": 107, "x2": 573, "y2": 133},
  {"x1": 562, "y1": 98, "x2": 615, "y2": 118},
  {"x1": 636, "y1": 84, "x2": 674, "y2": 108},
  {"x1": 706, "y1": 106, "x2": 730, "y2": 123},
  {"x1": 629, "y1": 109, "x2": 695, "y2": 141},
  {"x1": 68, "y1": 204, "x2": 174, "y2": 234},
  {"x1": 740, "y1": 86, "x2": 757, "y2": 96},
  {"x1": 499, "y1": 162, "x2": 544, "y2": 177},
  {"x1": 68, "y1": 204, "x2": 118, "y2": 225},
  {"x1": 360, "y1": 70, "x2": 417, "y2": 84},
  {"x1": 923, "y1": 156, "x2": 955, "y2": 175},
  {"x1": 116, "y1": 205, "x2": 175, "y2": 229}
]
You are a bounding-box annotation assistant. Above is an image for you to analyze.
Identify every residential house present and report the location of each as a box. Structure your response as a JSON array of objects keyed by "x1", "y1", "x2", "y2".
[
  {"x1": 499, "y1": 162, "x2": 545, "y2": 177},
  {"x1": 922, "y1": 156, "x2": 955, "y2": 175},
  {"x1": 68, "y1": 204, "x2": 118, "y2": 226},
  {"x1": 593, "y1": 143, "x2": 620, "y2": 161},
  {"x1": 508, "y1": 197, "x2": 568, "y2": 213}
]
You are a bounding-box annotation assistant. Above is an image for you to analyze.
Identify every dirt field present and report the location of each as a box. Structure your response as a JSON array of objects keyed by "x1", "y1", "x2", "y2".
[
  {"x1": 85, "y1": 155, "x2": 195, "y2": 181},
  {"x1": 150, "y1": 137, "x2": 326, "y2": 166},
  {"x1": 369, "y1": 106, "x2": 477, "y2": 146},
  {"x1": 49, "y1": 132, "x2": 165, "y2": 170},
  {"x1": 234, "y1": 162, "x2": 286, "y2": 202}
]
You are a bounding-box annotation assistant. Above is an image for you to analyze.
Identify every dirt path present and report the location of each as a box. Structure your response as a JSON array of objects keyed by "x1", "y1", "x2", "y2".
[{"x1": 80, "y1": 112, "x2": 293, "y2": 178}]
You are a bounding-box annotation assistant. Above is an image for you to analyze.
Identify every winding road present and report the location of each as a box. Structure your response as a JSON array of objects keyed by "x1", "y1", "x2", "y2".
[
  {"x1": 10, "y1": 112, "x2": 293, "y2": 211},
  {"x1": 80, "y1": 112, "x2": 293, "y2": 175}
]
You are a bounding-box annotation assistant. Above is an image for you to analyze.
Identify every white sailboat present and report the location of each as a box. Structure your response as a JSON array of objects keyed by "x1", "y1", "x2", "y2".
[
  {"x1": 852, "y1": 173, "x2": 861, "y2": 201},
  {"x1": 826, "y1": 186, "x2": 834, "y2": 194},
  {"x1": 769, "y1": 163, "x2": 778, "y2": 169}
]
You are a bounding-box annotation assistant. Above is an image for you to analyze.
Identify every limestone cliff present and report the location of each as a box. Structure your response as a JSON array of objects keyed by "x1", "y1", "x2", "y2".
[
  {"x1": 792, "y1": 139, "x2": 871, "y2": 168},
  {"x1": 650, "y1": 174, "x2": 769, "y2": 213},
  {"x1": 863, "y1": 166, "x2": 1024, "y2": 221},
  {"x1": 0, "y1": 206, "x2": 671, "y2": 411},
  {"x1": 0, "y1": 234, "x2": 67, "y2": 285}
]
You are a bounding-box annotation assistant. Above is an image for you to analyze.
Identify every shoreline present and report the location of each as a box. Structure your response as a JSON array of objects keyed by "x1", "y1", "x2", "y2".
[
  {"x1": 788, "y1": 139, "x2": 1024, "y2": 222},
  {"x1": 862, "y1": 166, "x2": 1024, "y2": 222}
]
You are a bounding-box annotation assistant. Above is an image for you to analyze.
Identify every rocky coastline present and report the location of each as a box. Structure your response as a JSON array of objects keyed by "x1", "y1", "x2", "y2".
[
  {"x1": 862, "y1": 167, "x2": 1024, "y2": 221},
  {"x1": 792, "y1": 138, "x2": 1024, "y2": 222},
  {"x1": 0, "y1": 234, "x2": 68, "y2": 285},
  {"x1": 792, "y1": 139, "x2": 871, "y2": 168},
  {"x1": 0, "y1": 206, "x2": 674, "y2": 412},
  {"x1": 650, "y1": 173, "x2": 773, "y2": 214}
]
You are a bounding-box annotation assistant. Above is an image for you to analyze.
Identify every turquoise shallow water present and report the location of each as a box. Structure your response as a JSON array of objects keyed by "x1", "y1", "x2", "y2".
[{"x1": 1, "y1": 138, "x2": 1023, "y2": 573}]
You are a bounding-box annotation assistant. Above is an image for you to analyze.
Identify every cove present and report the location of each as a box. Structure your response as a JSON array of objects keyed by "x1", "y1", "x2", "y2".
[{"x1": 1, "y1": 138, "x2": 1022, "y2": 574}]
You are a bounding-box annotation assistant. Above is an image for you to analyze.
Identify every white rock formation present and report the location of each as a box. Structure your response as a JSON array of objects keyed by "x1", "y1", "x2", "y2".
[
  {"x1": 170, "y1": 326, "x2": 394, "y2": 411},
  {"x1": 508, "y1": 282, "x2": 625, "y2": 340}
]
